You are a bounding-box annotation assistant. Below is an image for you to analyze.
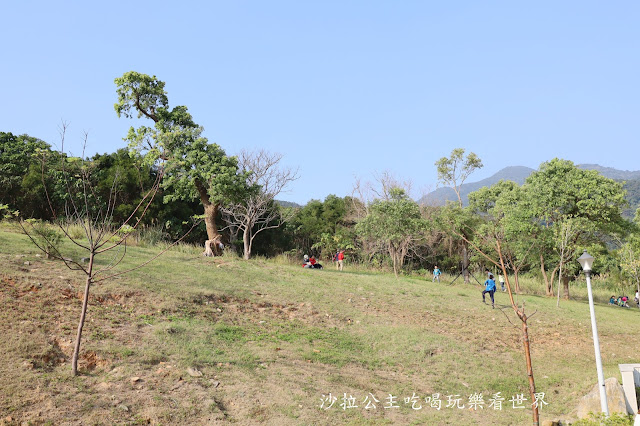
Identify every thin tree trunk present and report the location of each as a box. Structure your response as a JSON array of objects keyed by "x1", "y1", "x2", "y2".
[
  {"x1": 513, "y1": 268, "x2": 521, "y2": 294},
  {"x1": 463, "y1": 243, "x2": 469, "y2": 283},
  {"x1": 549, "y1": 265, "x2": 560, "y2": 296},
  {"x1": 541, "y1": 255, "x2": 552, "y2": 296},
  {"x1": 72, "y1": 252, "x2": 94, "y2": 376},
  {"x1": 452, "y1": 231, "x2": 539, "y2": 424},
  {"x1": 390, "y1": 244, "x2": 399, "y2": 278},
  {"x1": 495, "y1": 243, "x2": 539, "y2": 425},
  {"x1": 521, "y1": 313, "x2": 539, "y2": 425},
  {"x1": 562, "y1": 275, "x2": 570, "y2": 300}
]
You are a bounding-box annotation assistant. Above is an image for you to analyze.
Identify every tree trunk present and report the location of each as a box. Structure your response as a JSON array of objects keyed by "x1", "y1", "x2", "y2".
[
  {"x1": 243, "y1": 228, "x2": 251, "y2": 260},
  {"x1": 390, "y1": 244, "x2": 399, "y2": 278},
  {"x1": 513, "y1": 269, "x2": 521, "y2": 294},
  {"x1": 549, "y1": 265, "x2": 560, "y2": 297},
  {"x1": 72, "y1": 252, "x2": 94, "y2": 376},
  {"x1": 521, "y1": 313, "x2": 539, "y2": 425},
  {"x1": 462, "y1": 243, "x2": 469, "y2": 283},
  {"x1": 562, "y1": 275, "x2": 570, "y2": 300},
  {"x1": 541, "y1": 255, "x2": 552, "y2": 296},
  {"x1": 196, "y1": 179, "x2": 222, "y2": 257}
]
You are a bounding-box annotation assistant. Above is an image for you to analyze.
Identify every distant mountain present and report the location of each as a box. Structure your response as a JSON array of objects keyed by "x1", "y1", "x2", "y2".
[
  {"x1": 276, "y1": 200, "x2": 302, "y2": 208},
  {"x1": 578, "y1": 164, "x2": 640, "y2": 181},
  {"x1": 420, "y1": 164, "x2": 640, "y2": 215}
]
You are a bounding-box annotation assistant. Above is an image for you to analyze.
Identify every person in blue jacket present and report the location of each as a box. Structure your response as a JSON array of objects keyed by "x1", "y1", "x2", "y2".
[
  {"x1": 432, "y1": 265, "x2": 442, "y2": 283},
  {"x1": 482, "y1": 274, "x2": 497, "y2": 308}
]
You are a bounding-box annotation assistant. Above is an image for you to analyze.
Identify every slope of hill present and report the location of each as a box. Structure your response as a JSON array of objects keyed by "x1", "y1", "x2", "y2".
[
  {"x1": 578, "y1": 164, "x2": 640, "y2": 181},
  {"x1": 276, "y1": 199, "x2": 302, "y2": 208},
  {"x1": 1, "y1": 228, "x2": 638, "y2": 424}
]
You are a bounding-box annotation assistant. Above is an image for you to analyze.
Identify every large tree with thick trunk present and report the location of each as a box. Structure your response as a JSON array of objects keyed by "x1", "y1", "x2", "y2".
[{"x1": 114, "y1": 72, "x2": 246, "y2": 255}]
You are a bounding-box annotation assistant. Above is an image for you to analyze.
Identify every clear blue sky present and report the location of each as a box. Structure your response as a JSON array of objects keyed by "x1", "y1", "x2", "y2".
[{"x1": 2, "y1": 1, "x2": 639, "y2": 205}]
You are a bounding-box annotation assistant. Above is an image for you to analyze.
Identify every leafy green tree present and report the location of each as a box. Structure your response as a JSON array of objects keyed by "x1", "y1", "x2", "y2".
[
  {"x1": 435, "y1": 148, "x2": 483, "y2": 207},
  {"x1": 91, "y1": 148, "x2": 159, "y2": 224},
  {"x1": 524, "y1": 158, "x2": 628, "y2": 298},
  {"x1": 0, "y1": 132, "x2": 51, "y2": 216},
  {"x1": 114, "y1": 71, "x2": 247, "y2": 255},
  {"x1": 20, "y1": 149, "x2": 88, "y2": 220},
  {"x1": 435, "y1": 148, "x2": 483, "y2": 282},
  {"x1": 468, "y1": 180, "x2": 537, "y2": 291},
  {"x1": 289, "y1": 195, "x2": 351, "y2": 256},
  {"x1": 356, "y1": 187, "x2": 425, "y2": 277},
  {"x1": 618, "y1": 210, "x2": 640, "y2": 298}
]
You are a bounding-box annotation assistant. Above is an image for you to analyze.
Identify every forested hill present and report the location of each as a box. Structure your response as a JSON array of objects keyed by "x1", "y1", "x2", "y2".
[
  {"x1": 276, "y1": 200, "x2": 302, "y2": 208},
  {"x1": 419, "y1": 164, "x2": 640, "y2": 217}
]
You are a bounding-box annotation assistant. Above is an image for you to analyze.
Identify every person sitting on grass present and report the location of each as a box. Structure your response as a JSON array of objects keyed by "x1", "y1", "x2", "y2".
[
  {"x1": 482, "y1": 274, "x2": 497, "y2": 309},
  {"x1": 621, "y1": 295, "x2": 629, "y2": 308},
  {"x1": 609, "y1": 295, "x2": 616, "y2": 305},
  {"x1": 309, "y1": 256, "x2": 323, "y2": 269}
]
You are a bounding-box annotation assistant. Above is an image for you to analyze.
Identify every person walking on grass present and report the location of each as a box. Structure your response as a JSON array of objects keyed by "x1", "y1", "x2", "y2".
[
  {"x1": 432, "y1": 265, "x2": 441, "y2": 283},
  {"x1": 482, "y1": 274, "x2": 497, "y2": 308},
  {"x1": 498, "y1": 273, "x2": 506, "y2": 292},
  {"x1": 337, "y1": 250, "x2": 345, "y2": 271}
]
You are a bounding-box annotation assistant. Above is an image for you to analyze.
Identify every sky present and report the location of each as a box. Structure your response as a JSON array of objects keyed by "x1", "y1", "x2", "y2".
[{"x1": 2, "y1": 1, "x2": 639, "y2": 205}]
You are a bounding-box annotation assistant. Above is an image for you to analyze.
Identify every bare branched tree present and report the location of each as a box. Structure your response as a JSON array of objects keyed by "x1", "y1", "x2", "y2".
[
  {"x1": 21, "y1": 123, "x2": 199, "y2": 375},
  {"x1": 220, "y1": 149, "x2": 298, "y2": 259},
  {"x1": 450, "y1": 223, "x2": 540, "y2": 425}
]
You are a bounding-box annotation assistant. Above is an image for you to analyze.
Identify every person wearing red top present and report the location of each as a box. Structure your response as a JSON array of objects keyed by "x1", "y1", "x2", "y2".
[{"x1": 337, "y1": 250, "x2": 345, "y2": 271}]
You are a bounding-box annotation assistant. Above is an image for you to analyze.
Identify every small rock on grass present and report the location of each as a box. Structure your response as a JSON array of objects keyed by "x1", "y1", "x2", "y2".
[{"x1": 187, "y1": 367, "x2": 203, "y2": 377}]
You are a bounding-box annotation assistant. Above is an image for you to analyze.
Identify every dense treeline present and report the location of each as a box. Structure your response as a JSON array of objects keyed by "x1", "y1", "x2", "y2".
[
  {"x1": 0, "y1": 132, "x2": 201, "y2": 241},
  {"x1": 4, "y1": 71, "x2": 640, "y2": 300},
  {"x1": 3, "y1": 129, "x2": 640, "y2": 298}
]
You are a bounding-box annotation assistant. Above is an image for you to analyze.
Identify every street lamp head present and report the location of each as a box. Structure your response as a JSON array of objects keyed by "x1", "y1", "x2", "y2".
[{"x1": 578, "y1": 250, "x2": 594, "y2": 272}]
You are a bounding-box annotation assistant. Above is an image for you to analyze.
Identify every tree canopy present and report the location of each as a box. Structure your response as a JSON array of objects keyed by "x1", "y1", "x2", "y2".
[{"x1": 114, "y1": 71, "x2": 247, "y2": 253}]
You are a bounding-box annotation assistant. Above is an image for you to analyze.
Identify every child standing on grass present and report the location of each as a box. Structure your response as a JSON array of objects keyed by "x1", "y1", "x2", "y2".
[
  {"x1": 498, "y1": 273, "x2": 505, "y2": 292},
  {"x1": 483, "y1": 274, "x2": 497, "y2": 308},
  {"x1": 432, "y1": 265, "x2": 441, "y2": 283}
]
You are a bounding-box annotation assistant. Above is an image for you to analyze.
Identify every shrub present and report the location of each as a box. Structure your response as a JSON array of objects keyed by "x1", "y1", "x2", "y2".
[{"x1": 25, "y1": 220, "x2": 63, "y2": 259}]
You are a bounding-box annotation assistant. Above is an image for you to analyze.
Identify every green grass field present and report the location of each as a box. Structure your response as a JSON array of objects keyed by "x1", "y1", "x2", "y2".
[{"x1": 1, "y1": 226, "x2": 638, "y2": 425}]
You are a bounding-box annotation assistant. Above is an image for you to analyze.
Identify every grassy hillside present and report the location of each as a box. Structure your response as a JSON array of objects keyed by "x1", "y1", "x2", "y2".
[{"x1": 1, "y1": 227, "x2": 639, "y2": 425}]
